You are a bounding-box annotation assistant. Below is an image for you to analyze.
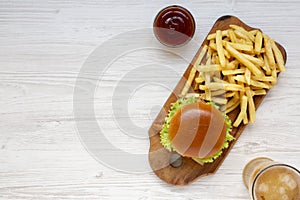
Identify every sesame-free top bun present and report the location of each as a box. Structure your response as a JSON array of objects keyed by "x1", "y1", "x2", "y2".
[{"x1": 169, "y1": 101, "x2": 227, "y2": 158}]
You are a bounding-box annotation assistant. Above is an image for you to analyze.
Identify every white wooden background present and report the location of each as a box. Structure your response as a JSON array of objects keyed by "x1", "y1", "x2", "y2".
[{"x1": 0, "y1": 0, "x2": 299, "y2": 199}]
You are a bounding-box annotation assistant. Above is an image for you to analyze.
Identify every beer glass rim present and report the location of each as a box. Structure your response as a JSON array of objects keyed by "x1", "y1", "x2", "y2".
[{"x1": 251, "y1": 163, "x2": 300, "y2": 199}]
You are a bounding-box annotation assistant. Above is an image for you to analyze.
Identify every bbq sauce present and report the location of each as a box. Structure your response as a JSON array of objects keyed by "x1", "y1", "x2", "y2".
[{"x1": 153, "y1": 5, "x2": 195, "y2": 47}]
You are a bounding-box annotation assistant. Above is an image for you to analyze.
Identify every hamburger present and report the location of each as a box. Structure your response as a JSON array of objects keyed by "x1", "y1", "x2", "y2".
[{"x1": 160, "y1": 96, "x2": 234, "y2": 163}]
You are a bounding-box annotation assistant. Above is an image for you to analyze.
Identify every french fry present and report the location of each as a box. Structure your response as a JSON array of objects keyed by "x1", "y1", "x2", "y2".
[
  {"x1": 211, "y1": 97, "x2": 227, "y2": 105},
  {"x1": 228, "y1": 29, "x2": 237, "y2": 43},
  {"x1": 196, "y1": 64, "x2": 221, "y2": 72},
  {"x1": 233, "y1": 96, "x2": 248, "y2": 127},
  {"x1": 181, "y1": 45, "x2": 208, "y2": 96},
  {"x1": 250, "y1": 85, "x2": 264, "y2": 90},
  {"x1": 224, "y1": 83, "x2": 245, "y2": 91},
  {"x1": 181, "y1": 67, "x2": 197, "y2": 95},
  {"x1": 262, "y1": 53, "x2": 272, "y2": 75},
  {"x1": 185, "y1": 93, "x2": 200, "y2": 99},
  {"x1": 245, "y1": 87, "x2": 256, "y2": 123},
  {"x1": 195, "y1": 76, "x2": 205, "y2": 83},
  {"x1": 223, "y1": 37, "x2": 230, "y2": 42},
  {"x1": 224, "y1": 96, "x2": 239, "y2": 109},
  {"x1": 234, "y1": 75, "x2": 246, "y2": 83},
  {"x1": 204, "y1": 72, "x2": 211, "y2": 100},
  {"x1": 207, "y1": 30, "x2": 229, "y2": 40},
  {"x1": 213, "y1": 77, "x2": 228, "y2": 84},
  {"x1": 250, "y1": 79, "x2": 270, "y2": 89},
  {"x1": 240, "y1": 39, "x2": 253, "y2": 46},
  {"x1": 209, "y1": 41, "x2": 217, "y2": 51},
  {"x1": 253, "y1": 89, "x2": 266, "y2": 96},
  {"x1": 223, "y1": 41, "x2": 253, "y2": 52},
  {"x1": 271, "y1": 39, "x2": 286, "y2": 72},
  {"x1": 252, "y1": 75, "x2": 276, "y2": 84},
  {"x1": 225, "y1": 91, "x2": 237, "y2": 98},
  {"x1": 225, "y1": 50, "x2": 231, "y2": 59},
  {"x1": 222, "y1": 68, "x2": 246, "y2": 76},
  {"x1": 225, "y1": 100, "x2": 240, "y2": 113},
  {"x1": 245, "y1": 68, "x2": 251, "y2": 85},
  {"x1": 225, "y1": 43, "x2": 264, "y2": 78},
  {"x1": 205, "y1": 89, "x2": 211, "y2": 101},
  {"x1": 226, "y1": 60, "x2": 240, "y2": 70},
  {"x1": 234, "y1": 29, "x2": 252, "y2": 42},
  {"x1": 206, "y1": 47, "x2": 212, "y2": 63},
  {"x1": 243, "y1": 113, "x2": 248, "y2": 124},
  {"x1": 211, "y1": 90, "x2": 226, "y2": 96},
  {"x1": 214, "y1": 55, "x2": 220, "y2": 64},
  {"x1": 234, "y1": 75, "x2": 270, "y2": 89},
  {"x1": 202, "y1": 82, "x2": 244, "y2": 91},
  {"x1": 230, "y1": 25, "x2": 255, "y2": 42},
  {"x1": 211, "y1": 52, "x2": 218, "y2": 65},
  {"x1": 227, "y1": 75, "x2": 236, "y2": 84},
  {"x1": 254, "y1": 31, "x2": 263, "y2": 54},
  {"x1": 242, "y1": 53, "x2": 265, "y2": 66},
  {"x1": 216, "y1": 30, "x2": 226, "y2": 68},
  {"x1": 225, "y1": 101, "x2": 240, "y2": 114},
  {"x1": 271, "y1": 67, "x2": 277, "y2": 80},
  {"x1": 250, "y1": 29, "x2": 258, "y2": 36},
  {"x1": 199, "y1": 85, "x2": 206, "y2": 91},
  {"x1": 264, "y1": 34, "x2": 276, "y2": 69}
]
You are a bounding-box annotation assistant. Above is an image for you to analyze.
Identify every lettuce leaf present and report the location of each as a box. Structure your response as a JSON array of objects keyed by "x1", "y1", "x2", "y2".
[{"x1": 159, "y1": 97, "x2": 235, "y2": 163}]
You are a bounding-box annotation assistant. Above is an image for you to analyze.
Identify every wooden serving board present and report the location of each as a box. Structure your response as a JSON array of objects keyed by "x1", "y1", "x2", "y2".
[{"x1": 148, "y1": 15, "x2": 287, "y2": 185}]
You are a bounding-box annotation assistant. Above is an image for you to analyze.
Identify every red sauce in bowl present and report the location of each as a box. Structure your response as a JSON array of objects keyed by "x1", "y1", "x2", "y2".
[{"x1": 153, "y1": 5, "x2": 195, "y2": 47}]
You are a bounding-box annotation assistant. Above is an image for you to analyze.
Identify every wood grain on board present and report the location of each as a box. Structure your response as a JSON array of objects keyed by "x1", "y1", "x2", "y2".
[{"x1": 148, "y1": 15, "x2": 287, "y2": 186}]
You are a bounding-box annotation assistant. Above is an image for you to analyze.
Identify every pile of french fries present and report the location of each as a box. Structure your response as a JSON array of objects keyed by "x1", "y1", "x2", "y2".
[{"x1": 182, "y1": 24, "x2": 286, "y2": 127}]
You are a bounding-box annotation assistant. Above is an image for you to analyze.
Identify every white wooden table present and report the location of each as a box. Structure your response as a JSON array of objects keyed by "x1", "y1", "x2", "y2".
[{"x1": 0, "y1": 1, "x2": 299, "y2": 199}]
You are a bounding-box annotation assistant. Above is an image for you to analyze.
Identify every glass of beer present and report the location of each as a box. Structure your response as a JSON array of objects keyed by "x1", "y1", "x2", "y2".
[{"x1": 242, "y1": 157, "x2": 300, "y2": 200}]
